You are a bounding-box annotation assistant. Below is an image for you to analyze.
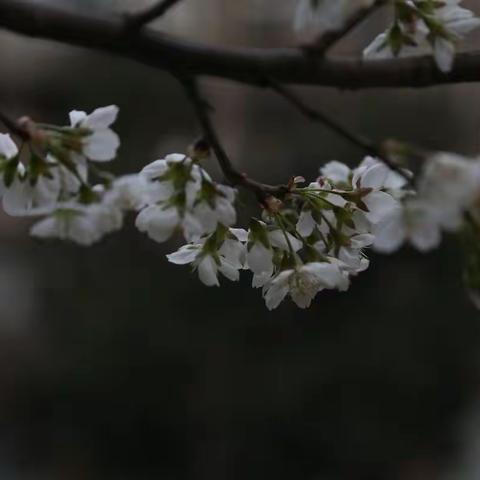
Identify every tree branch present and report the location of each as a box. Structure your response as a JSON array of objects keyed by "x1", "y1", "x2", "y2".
[
  {"x1": 178, "y1": 76, "x2": 288, "y2": 200},
  {"x1": 0, "y1": 0, "x2": 480, "y2": 89},
  {"x1": 126, "y1": 0, "x2": 183, "y2": 31},
  {"x1": 0, "y1": 110, "x2": 30, "y2": 140},
  {"x1": 269, "y1": 81, "x2": 411, "y2": 179}
]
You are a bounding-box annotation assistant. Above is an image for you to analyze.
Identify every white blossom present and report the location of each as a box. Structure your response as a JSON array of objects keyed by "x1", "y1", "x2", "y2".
[
  {"x1": 373, "y1": 199, "x2": 442, "y2": 253},
  {"x1": 69, "y1": 105, "x2": 120, "y2": 161},
  {"x1": 191, "y1": 184, "x2": 237, "y2": 234},
  {"x1": 363, "y1": 0, "x2": 480, "y2": 73},
  {"x1": 246, "y1": 223, "x2": 302, "y2": 288},
  {"x1": 352, "y1": 161, "x2": 401, "y2": 224},
  {"x1": 0, "y1": 133, "x2": 18, "y2": 162},
  {"x1": 104, "y1": 174, "x2": 154, "y2": 211},
  {"x1": 372, "y1": 152, "x2": 480, "y2": 254},
  {"x1": 263, "y1": 260, "x2": 346, "y2": 310},
  {"x1": 296, "y1": 209, "x2": 319, "y2": 238},
  {"x1": 135, "y1": 204, "x2": 202, "y2": 243},
  {"x1": 431, "y1": 1, "x2": 480, "y2": 72},
  {"x1": 30, "y1": 201, "x2": 123, "y2": 246},
  {"x1": 419, "y1": 152, "x2": 480, "y2": 212},
  {"x1": 167, "y1": 228, "x2": 246, "y2": 287},
  {"x1": 136, "y1": 154, "x2": 236, "y2": 242},
  {"x1": 320, "y1": 160, "x2": 351, "y2": 185},
  {"x1": 2, "y1": 155, "x2": 87, "y2": 217}
]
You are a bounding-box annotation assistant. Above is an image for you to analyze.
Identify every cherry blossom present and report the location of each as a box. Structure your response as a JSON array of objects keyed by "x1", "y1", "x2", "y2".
[
  {"x1": 363, "y1": 0, "x2": 480, "y2": 73},
  {"x1": 263, "y1": 260, "x2": 347, "y2": 310},
  {"x1": 30, "y1": 201, "x2": 123, "y2": 246},
  {"x1": 167, "y1": 227, "x2": 247, "y2": 286},
  {"x1": 69, "y1": 105, "x2": 120, "y2": 162}
]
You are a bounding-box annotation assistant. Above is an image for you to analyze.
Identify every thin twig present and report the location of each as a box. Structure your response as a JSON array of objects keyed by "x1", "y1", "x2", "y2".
[
  {"x1": 177, "y1": 76, "x2": 288, "y2": 200},
  {"x1": 305, "y1": 0, "x2": 387, "y2": 54},
  {"x1": 269, "y1": 81, "x2": 411, "y2": 180},
  {"x1": 126, "y1": 0, "x2": 183, "y2": 31}
]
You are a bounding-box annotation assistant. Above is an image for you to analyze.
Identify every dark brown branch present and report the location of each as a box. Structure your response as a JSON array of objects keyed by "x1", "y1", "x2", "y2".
[
  {"x1": 0, "y1": 110, "x2": 29, "y2": 140},
  {"x1": 126, "y1": 0, "x2": 183, "y2": 31},
  {"x1": 0, "y1": 0, "x2": 480, "y2": 89},
  {"x1": 178, "y1": 76, "x2": 288, "y2": 199},
  {"x1": 269, "y1": 81, "x2": 411, "y2": 180},
  {"x1": 305, "y1": 0, "x2": 387, "y2": 54}
]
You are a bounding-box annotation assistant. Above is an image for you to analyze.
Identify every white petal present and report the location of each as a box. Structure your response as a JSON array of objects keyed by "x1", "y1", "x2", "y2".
[
  {"x1": 372, "y1": 210, "x2": 406, "y2": 253},
  {"x1": 83, "y1": 105, "x2": 119, "y2": 129},
  {"x1": 433, "y1": 38, "x2": 455, "y2": 73},
  {"x1": 296, "y1": 210, "x2": 316, "y2": 237},
  {"x1": 320, "y1": 161, "x2": 351, "y2": 184},
  {"x1": 197, "y1": 256, "x2": 219, "y2": 287},
  {"x1": 30, "y1": 217, "x2": 60, "y2": 240},
  {"x1": 167, "y1": 245, "x2": 199, "y2": 265},
  {"x1": 364, "y1": 191, "x2": 400, "y2": 224},
  {"x1": 303, "y1": 262, "x2": 343, "y2": 289},
  {"x1": 185, "y1": 177, "x2": 202, "y2": 208},
  {"x1": 218, "y1": 259, "x2": 240, "y2": 282},
  {"x1": 252, "y1": 271, "x2": 273, "y2": 288},
  {"x1": 349, "y1": 233, "x2": 374, "y2": 249},
  {"x1": 69, "y1": 110, "x2": 87, "y2": 127},
  {"x1": 409, "y1": 219, "x2": 442, "y2": 252},
  {"x1": 230, "y1": 228, "x2": 248, "y2": 242},
  {"x1": 191, "y1": 202, "x2": 217, "y2": 234},
  {"x1": 182, "y1": 212, "x2": 205, "y2": 242},
  {"x1": 3, "y1": 179, "x2": 28, "y2": 216},
  {"x1": 219, "y1": 239, "x2": 245, "y2": 269},
  {"x1": 246, "y1": 243, "x2": 273, "y2": 275},
  {"x1": 269, "y1": 229, "x2": 302, "y2": 252},
  {"x1": 357, "y1": 163, "x2": 390, "y2": 190},
  {"x1": 215, "y1": 198, "x2": 236, "y2": 227},
  {"x1": 263, "y1": 271, "x2": 292, "y2": 310},
  {"x1": 165, "y1": 153, "x2": 188, "y2": 164},
  {"x1": 84, "y1": 129, "x2": 120, "y2": 162},
  {"x1": 135, "y1": 205, "x2": 179, "y2": 243},
  {"x1": 0, "y1": 134, "x2": 18, "y2": 159},
  {"x1": 140, "y1": 160, "x2": 168, "y2": 180}
]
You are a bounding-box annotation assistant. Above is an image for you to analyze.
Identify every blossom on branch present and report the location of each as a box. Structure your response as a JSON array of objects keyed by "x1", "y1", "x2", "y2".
[
  {"x1": 69, "y1": 105, "x2": 120, "y2": 162},
  {"x1": 363, "y1": 0, "x2": 480, "y2": 72},
  {"x1": 1, "y1": 99, "x2": 480, "y2": 310},
  {"x1": 135, "y1": 154, "x2": 237, "y2": 243}
]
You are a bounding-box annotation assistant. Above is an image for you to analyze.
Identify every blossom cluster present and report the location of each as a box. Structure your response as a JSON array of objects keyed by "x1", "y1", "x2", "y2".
[
  {"x1": 374, "y1": 152, "x2": 480, "y2": 253},
  {"x1": 294, "y1": 0, "x2": 480, "y2": 73},
  {"x1": 2, "y1": 105, "x2": 480, "y2": 310},
  {"x1": 0, "y1": 106, "x2": 126, "y2": 245},
  {"x1": 167, "y1": 156, "x2": 410, "y2": 310}
]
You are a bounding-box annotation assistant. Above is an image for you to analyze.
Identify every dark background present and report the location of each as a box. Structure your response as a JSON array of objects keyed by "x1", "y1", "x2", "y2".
[{"x1": 0, "y1": 1, "x2": 479, "y2": 478}]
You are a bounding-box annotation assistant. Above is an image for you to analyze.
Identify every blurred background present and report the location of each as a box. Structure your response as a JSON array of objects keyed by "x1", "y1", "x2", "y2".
[{"x1": 0, "y1": 1, "x2": 480, "y2": 479}]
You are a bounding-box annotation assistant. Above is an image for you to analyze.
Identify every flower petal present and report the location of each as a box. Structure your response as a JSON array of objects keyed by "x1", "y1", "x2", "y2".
[
  {"x1": 84, "y1": 129, "x2": 120, "y2": 162},
  {"x1": 83, "y1": 105, "x2": 119, "y2": 129}
]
